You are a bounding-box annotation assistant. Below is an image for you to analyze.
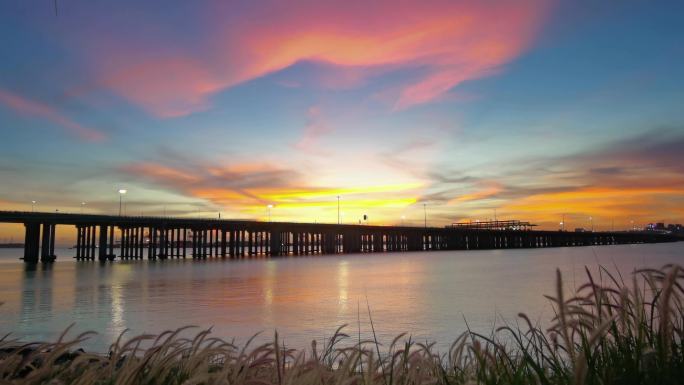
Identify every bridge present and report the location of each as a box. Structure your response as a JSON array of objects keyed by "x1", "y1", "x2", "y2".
[{"x1": 0, "y1": 211, "x2": 677, "y2": 264}]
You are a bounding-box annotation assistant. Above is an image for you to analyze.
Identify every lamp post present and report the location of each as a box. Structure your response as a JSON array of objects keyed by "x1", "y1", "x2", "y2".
[
  {"x1": 337, "y1": 196, "x2": 340, "y2": 225},
  {"x1": 560, "y1": 214, "x2": 565, "y2": 232},
  {"x1": 423, "y1": 203, "x2": 427, "y2": 228},
  {"x1": 118, "y1": 189, "x2": 127, "y2": 216},
  {"x1": 401, "y1": 215, "x2": 405, "y2": 226},
  {"x1": 267, "y1": 204, "x2": 273, "y2": 222},
  {"x1": 31, "y1": 200, "x2": 36, "y2": 212},
  {"x1": 81, "y1": 202, "x2": 86, "y2": 214},
  {"x1": 589, "y1": 216, "x2": 593, "y2": 232}
]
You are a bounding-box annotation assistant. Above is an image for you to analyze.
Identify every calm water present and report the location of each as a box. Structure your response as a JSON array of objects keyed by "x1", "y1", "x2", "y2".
[{"x1": 0, "y1": 243, "x2": 682, "y2": 353}]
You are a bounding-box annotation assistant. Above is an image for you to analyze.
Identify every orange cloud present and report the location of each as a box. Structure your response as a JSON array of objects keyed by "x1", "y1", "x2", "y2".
[
  {"x1": 91, "y1": 1, "x2": 552, "y2": 117},
  {"x1": 0, "y1": 88, "x2": 106, "y2": 142},
  {"x1": 122, "y1": 159, "x2": 423, "y2": 223},
  {"x1": 448, "y1": 181, "x2": 503, "y2": 204},
  {"x1": 501, "y1": 186, "x2": 684, "y2": 225},
  {"x1": 122, "y1": 162, "x2": 201, "y2": 185}
]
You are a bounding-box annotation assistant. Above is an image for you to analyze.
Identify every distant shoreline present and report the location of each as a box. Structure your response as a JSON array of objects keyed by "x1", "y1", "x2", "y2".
[{"x1": 0, "y1": 243, "x2": 23, "y2": 248}]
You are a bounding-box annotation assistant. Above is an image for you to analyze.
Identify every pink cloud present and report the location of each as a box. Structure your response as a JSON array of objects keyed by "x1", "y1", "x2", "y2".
[
  {"x1": 0, "y1": 88, "x2": 106, "y2": 142},
  {"x1": 89, "y1": 1, "x2": 553, "y2": 117}
]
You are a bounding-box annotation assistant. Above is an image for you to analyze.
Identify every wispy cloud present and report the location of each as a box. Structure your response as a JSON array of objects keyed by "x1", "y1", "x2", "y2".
[
  {"x1": 82, "y1": 0, "x2": 552, "y2": 117},
  {"x1": 0, "y1": 88, "x2": 106, "y2": 142},
  {"x1": 294, "y1": 106, "x2": 334, "y2": 153}
]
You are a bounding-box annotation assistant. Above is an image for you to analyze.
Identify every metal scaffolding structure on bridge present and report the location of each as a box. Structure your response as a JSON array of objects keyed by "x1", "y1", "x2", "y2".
[{"x1": 449, "y1": 220, "x2": 537, "y2": 231}]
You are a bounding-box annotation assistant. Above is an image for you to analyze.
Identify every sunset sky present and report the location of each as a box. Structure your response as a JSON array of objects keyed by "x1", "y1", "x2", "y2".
[{"x1": 1, "y1": 0, "x2": 683, "y2": 240}]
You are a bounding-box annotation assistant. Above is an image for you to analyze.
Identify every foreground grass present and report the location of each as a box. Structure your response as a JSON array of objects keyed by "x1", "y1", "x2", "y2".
[{"x1": 1, "y1": 264, "x2": 683, "y2": 385}]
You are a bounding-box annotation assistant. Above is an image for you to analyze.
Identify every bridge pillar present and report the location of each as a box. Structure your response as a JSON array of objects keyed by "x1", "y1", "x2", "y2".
[
  {"x1": 191, "y1": 229, "x2": 197, "y2": 258},
  {"x1": 84, "y1": 226, "x2": 91, "y2": 260},
  {"x1": 203, "y1": 228, "x2": 209, "y2": 258},
  {"x1": 132, "y1": 227, "x2": 139, "y2": 259},
  {"x1": 148, "y1": 227, "x2": 156, "y2": 260},
  {"x1": 168, "y1": 227, "x2": 175, "y2": 258},
  {"x1": 292, "y1": 231, "x2": 299, "y2": 255},
  {"x1": 228, "y1": 229, "x2": 235, "y2": 257},
  {"x1": 269, "y1": 230, "x2": 281, "y2": 256},
  {"x1": 220, "y1": 229, "x2": 227, "y2": 258},
  {"x1": 119, "y1": 227, "x2": 125, "y2": 259},
  {"x1": 38, "y1": 223, "x2": 57, "y2": 263},
  {"x1": 75, "y1": 226, "x2": 82, "y2": 260},
  {"x1": 98, "y1": 225, "x2": 108, "y2": 261},
  {"x1": 181, "y1": 228, "x2": 186, "y2": 258},
  {"x1": 211, "y1": 229, "x2": 216, "y2": 257},
  {"x1": 22, "y1": 222, "x2": 40, "y2": 263}
]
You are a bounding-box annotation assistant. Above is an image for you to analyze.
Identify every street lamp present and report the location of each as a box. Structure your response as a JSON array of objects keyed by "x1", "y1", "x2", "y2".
[
  {"x1": 423, "y1": 203, "x2": 427, "y2": 228},
  {"x1": 337, "y1": 196, "x2": 340, "y2": 225},
  {"x1": 401, "y1": 215, "x2": 406, "y2": 226},
  {"x1": 560, "y1": 214, "x2": 565, "y2": 231},
  {"x1": 589, "y1": 216, "x2": 593, "y2": 232},
  {"x1": 31, "y1": 200, "x2": 36, "y2": 212},
  {"x1": 118, "y1": 189, "x2": 127, "y2": 216},
  {"x1": 267, "y1": 204, "x2": 273, "y2": 222},
  {"x1": 81, "y1": 201, "x2": 86, "y2": 214}
]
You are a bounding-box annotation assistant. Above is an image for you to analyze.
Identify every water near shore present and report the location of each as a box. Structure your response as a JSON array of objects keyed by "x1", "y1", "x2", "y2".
[{"x1": 0, "y1": 243, "x2": 682, "y2": 353}]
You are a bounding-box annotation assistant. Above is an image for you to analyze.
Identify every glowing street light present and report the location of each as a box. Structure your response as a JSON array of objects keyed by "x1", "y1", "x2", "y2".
[
  {"x1": 31, "y1": 200, "x2": 36, "y2": 212},
  {"x1": 337, "y1": 196, "x2": 341, "y2": 225},
  {"x1": 118, "y1": 189, "x2": 127, "y2": 216},
  {"x1": 401, "y1": 215, "x2": 406, "y2": 226},
  {"x1": 267, "y1": 204, "x2": 273, "y2": 222},
  {"x1": 81, "y1": 201, "x2": 86, "y2": 214}
]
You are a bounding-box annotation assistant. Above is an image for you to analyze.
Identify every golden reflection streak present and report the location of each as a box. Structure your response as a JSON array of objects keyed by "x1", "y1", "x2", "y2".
[
  {"x1": 261, "y1": 260, "x2": 276, "y2": 326},
  {"x1": 337, "y1": 260, "x2": 349, "y2": 313},
  {"x1": 109, "y1": 264, "x2": 134, "y2": 338}
]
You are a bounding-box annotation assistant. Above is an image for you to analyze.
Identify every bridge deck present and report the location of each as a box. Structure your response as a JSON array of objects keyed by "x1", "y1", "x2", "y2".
[{"x1": 0, "y1": 211, "x2": 677, "y2": 263}]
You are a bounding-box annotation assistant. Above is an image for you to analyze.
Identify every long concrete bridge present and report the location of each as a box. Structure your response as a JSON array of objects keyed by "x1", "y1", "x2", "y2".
[{"x1": 0, "y1": 211, "x2": 677, "y2": 264}]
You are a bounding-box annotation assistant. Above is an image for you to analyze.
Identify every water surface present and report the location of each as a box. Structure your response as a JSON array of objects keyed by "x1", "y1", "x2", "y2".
[{"x1": 0, "y1": 243, "x2": 682, "y2": 353}]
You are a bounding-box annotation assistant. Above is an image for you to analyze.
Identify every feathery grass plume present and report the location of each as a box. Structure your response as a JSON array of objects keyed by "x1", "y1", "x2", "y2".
[{"x1": 1, "y1": 263, "x2": 683, "y2": 384}]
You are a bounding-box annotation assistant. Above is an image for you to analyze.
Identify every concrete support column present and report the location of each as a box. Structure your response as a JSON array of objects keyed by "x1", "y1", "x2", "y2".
[
  {"x1": 108, "y1": 226, "x2": 115, "y2": 257},
  {"x1": 182, "y1": 229, "x2": 187, "y2": 258},
  {"x1": 209, "y1": 229, "x2": 214, "y2": 257},
  {"x1": 132, "y1": 227, "x2": 139, "y2": 259},
  {"x1": 191, "y1": 229, "x2": 197, "y2": 258},
  {"x1": 98, "y1": 225, "x2": 108, "y2": 261},
  {"x1": 90, "y1": 225, "x2": 97, "y2": 260},
  {"x1": 293, "y1": 232, "x2": 299, "y2": 255},
  {"x1": 248, "y1": 231, "x2": 254, "y2": 256},
  {"x1": 120, "y1": 227, "x2": 126, "y2": 259},
  {"x1": 75, "y1": 226, "x2": 82, "y2": 260},
  {"x1": 176, "y1": 228, "x2": 182, "y2": 257},
  {"x1": 41, "y1": 223, "x2": 51, "y2": 261},
  {"x1": 202, "y1": 229, "x2": 208, "y2": 258},
  {"x1": 37, "y1": 223, "x2": 56, "y2": 262},
  {"x1": 23, "y1": 222, "x2": 41, "y2": 263},
  {"x1": 84, "y1": 226, "x2": 92, "y2": 260}
]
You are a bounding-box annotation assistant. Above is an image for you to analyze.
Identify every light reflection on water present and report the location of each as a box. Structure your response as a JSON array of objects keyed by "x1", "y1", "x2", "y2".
[{"x1": 0, "y1": 243, "x2": 682, "y2": 353}]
